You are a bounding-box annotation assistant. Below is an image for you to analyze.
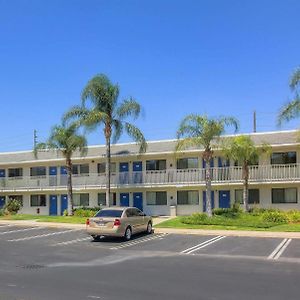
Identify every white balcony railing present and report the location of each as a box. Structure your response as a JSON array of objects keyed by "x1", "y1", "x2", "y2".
[{"x1": 0, "y1": 164, "x2": 299, "y2": 191}]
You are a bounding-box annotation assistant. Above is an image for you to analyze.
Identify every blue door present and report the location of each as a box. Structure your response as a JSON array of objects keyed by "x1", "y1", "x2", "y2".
[
  {"x1": 0, "y1": 196, "x2": 5, "y2": 208},
  {"x1": 49, "y1": 166, "x2": 57, "y2": 186},
  {"x1": 0, "y1": 169, "x2": 5, "y2": 178},
  {"x1": 218, "y1": 157, "x2": 230, "y2": 167},
  {"x1": 60, "y1": 166, "x2": 67, "y2": 175},
  {"x1": 120, "y1": 193, "x2": 129, "y2": 207},
  {"x1": 133, "y1": 161, "x2": 142, "y2": 183},
  {"x1": 219, "y1": 190, "x2": 231, "y2": 208},
  {"x1": 119, "y1": 162, "x2": 129, "y2": 184},
  {"x1": 203, "y1": 191, "x2": 215, "y2": 212},
  {"x1": 133, "y1": 192, "x2": 143, "y2": 211},
  {"x1": 49, "y1": 195, "x2": 58, "y2": 216},
  {"x1": 61, "y1": 194, "x2": 68, "y2": 215},
  {"x1": 202, "y1": 159, "x2": 214, "y2": 168}
]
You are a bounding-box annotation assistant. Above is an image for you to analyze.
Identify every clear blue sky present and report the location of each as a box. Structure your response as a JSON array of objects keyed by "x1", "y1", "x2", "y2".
[{"x1": 0, "y1": 0, "x2": 299, "y2": 152}]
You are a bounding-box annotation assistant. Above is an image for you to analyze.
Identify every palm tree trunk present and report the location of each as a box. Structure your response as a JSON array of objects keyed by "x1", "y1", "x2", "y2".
[
  {"x1": 205, "y1": 157, "x2": 213, "y2": 217},
  {"x1": 105, "y1": 124, "x2": 112, "y2": 207},
  {"x1": 242, "y1": 163, "x2": 249, "y2": 212},
  {"x1": 66, "y1": 157, "x2": 73, "y2": 216}
]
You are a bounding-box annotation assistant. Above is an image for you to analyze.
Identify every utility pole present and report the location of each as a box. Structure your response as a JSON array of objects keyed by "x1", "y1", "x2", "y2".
[
  {"x1": 33, "y1": 129, "x2": 37, "y2": 149},
  {"x1": 253, "y1": 111, "x2": 257, "y2": 133}
]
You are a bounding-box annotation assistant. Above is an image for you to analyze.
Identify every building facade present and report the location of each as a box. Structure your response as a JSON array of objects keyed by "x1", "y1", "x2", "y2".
[{"x1": 0, "y1": 130, "x2": 300, "y2": 216}]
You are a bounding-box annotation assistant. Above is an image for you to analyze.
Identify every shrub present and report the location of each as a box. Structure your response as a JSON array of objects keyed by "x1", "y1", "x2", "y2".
[
  {"x1": 182, "y1": 213, "x2": 209, "y2": 224},
  {"x1": 0, "y1": 209, "x2": 4, "y2": 216},
  {"x1": 213, "y1": 203, "x2": 242, "y2": 217},
  {"x1": 73, "y1": 207, "x2": 101, "y2": 217},
  {"x1": 262, "y1": 210, "x2": 289, "y2": 224},
  {"x1": 63, "y1": 209, "x2": 68, "y2": 216},
  {"x1": 4, "y1": 198, "x2": 22, "y2": 215},
  {"x1": 286, "y1": 210, "x2": 300, "y2": 223}
]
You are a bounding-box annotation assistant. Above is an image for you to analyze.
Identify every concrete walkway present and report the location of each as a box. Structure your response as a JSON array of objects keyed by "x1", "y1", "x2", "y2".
[{"x1": 1, "y1": 218, "x2": 300, "y2": 238}]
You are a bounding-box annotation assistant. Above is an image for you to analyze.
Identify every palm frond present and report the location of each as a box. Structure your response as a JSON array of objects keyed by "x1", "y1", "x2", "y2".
[
  {"x1": 116, "y1": 98, "x2": 141, "y2": 120},
  {"x1": 175, "y1": 137, "x2": 202, "y2": 152},
  {"x1": 124, "y1": 122, "x2": 147, "y2": 153},
  {"x1": 290, "y1": 67, "x2": 300, "y2": 91},
  {"x1": 112, "y1": 119, "x2": 123, "y2": 143},
  {"x1": 277, "y1": 97, "x2": 300, "y2": 125},
  {"x1": 219, "y1": 116, "x2": 239, "y2": 133}
]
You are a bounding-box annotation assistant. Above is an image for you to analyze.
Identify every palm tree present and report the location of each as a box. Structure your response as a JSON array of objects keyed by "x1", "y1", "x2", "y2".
[
  {"x1": 278, "y1": 67, "x2": 300, "y2": 124},
  {"x1": 176, "y1": 114, "x2": 239, "y2": 217},
  {"x1": 63, "y1": 74, "x2": 146, "y2": 206},
  {"x1": 222, "y1": 135, "x2": 270, "y2": 212},
  {"x1": 35, "y1": 122, "x2": 87, "y2": 216}
]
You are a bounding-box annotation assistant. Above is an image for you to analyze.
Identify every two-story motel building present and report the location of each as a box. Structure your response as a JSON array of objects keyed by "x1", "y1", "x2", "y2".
[{"x1": 0, "y1": 130, "x2": 300, "y2": 216}]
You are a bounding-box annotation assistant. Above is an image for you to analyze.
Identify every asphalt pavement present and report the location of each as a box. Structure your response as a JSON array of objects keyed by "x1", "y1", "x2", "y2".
[{"x1": 0, "y1": 224, "x2": 300, "y2": 300}]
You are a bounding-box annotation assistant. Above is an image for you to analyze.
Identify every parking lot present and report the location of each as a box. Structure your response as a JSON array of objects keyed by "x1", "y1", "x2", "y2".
[
  {"x1": 0, "y1": 223, "x2": 299, "y2": 262},
  {"x1": 1, "y1": 223, "x2": 300, "y2": 300}
]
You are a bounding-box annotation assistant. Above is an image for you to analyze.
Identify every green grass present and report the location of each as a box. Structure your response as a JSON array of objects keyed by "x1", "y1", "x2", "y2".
[
  {"x1": 0, "y1": 214, "x2": 87, "y2": 224},
  {"x1": 155, "y1": 216, "x2": 300, "y2": 232}
]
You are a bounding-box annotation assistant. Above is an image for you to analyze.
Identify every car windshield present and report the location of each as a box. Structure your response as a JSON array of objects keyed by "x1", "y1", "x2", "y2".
[{"x1": 95, "y1": 210, "x2": 123, "y2": 218}]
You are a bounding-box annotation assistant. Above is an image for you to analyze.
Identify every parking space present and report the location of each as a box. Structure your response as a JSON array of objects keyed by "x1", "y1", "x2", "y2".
[{"x1": 1, "y1": 225, "x2": 300, "y2": 263}]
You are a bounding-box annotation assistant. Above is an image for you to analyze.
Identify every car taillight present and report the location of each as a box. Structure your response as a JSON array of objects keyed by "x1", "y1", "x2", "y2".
[
  {"x1": 86, "y1": 218, "x2": 90, "y2": 226},
  {"x1": 114, "y1": 219, "x2": 121, "y2": 226}
]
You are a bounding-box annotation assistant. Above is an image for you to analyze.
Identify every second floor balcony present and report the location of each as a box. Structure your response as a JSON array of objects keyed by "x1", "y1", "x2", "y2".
[{"x1": 0, "y1": 163, "x2": 299, "y2": 191}]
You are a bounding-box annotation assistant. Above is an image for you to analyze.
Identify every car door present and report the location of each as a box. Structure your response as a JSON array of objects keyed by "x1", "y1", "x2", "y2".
[
  {"x1": 126, "y1": 208, "x2": 139, "y2": 234},
  {"x1": 134, "y1": 208, "x2": 146, "y2": 232}
]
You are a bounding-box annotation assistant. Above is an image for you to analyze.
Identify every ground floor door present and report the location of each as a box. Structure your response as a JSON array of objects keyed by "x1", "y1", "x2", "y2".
[
  {"x1": 120, "y1": 193, "x2": 130, "y2": 207},
  {"x1": 0, "y1": 196, "x2": 5, "y2": 209},
  {"x1": 49, "y1": 195, "x2": 58, "y2": 216},
  {"x1": 203, "y1": 191, "x2": 215, "y2": 212},
  {"x1": 61, "y1": 195, "x2": 68, "y2": 215},
  {"x1": 219, "y1": 190, "x2": 231, "y2": 208},
  {"x1": 133, "y1": 192, "x2": 143, "y2": 211}
]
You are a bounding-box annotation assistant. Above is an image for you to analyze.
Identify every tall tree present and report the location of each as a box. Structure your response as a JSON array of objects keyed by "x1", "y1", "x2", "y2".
[
  {"x1": 278, "y1": 67, "x2": 300, "y2": 124},
  {"x1": 176, "y1": 115, "x2": 238, "y2": 217},
  {"x1": 222, "y1": 135, "x2": 270, "y2": 212},
  {"x1": 63, "y1": 74, "x2": 147, "y2": 206},
  {"x1": 35, "y1": 122, "x2": 87, "y2": 216}
]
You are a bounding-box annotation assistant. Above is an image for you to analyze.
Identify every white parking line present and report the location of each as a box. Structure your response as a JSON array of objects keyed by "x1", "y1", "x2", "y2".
[
  {"x1": 53, "y1": 237, "x2": 92, "y2": 246},
  {"x1": 0, "y1": 227, "x2": 44, "y2": 235},
  {"x1": 181, "y1": 236, "x2": 226, "y2": 254},
  {"x1": 110, "y1": 234, "x2": 166, "y2": 250},
  {"x1": 268, "y1": 238, "x2": 292, "y2": 260},
  {"x1": 7, "y1": 229, "x2": 81, "y2": 242}
]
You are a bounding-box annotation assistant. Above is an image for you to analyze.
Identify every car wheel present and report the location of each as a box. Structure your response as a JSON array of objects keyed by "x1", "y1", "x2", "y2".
[
  {"x1": 124, "y1": 227, "x2": 132, "y2": 241},
  {"x1": 92, "y1": 235, "x2": 101, "y2": 241},
  {"x1": 146, "y1": 222, "x2": 152, "y2": 234}
]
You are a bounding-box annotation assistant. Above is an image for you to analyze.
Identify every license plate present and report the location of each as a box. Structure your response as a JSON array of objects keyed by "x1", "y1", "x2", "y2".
[{"x1": 96, "y1": 222, "x2": 106, "y2": 226}]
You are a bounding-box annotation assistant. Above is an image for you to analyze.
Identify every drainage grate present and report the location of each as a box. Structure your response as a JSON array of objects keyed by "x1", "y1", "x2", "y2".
[{"x1": 19, "y1": 264, "x2": 45, "y2": 270}]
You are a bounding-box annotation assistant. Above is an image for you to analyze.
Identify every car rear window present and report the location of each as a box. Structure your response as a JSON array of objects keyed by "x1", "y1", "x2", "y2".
[{"x1": 95, "y1": 210, "x2": 123, "y2": 218}]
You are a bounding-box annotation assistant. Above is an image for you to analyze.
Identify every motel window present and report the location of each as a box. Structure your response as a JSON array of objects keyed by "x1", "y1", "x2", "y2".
[
  {"x1": 271, "y1": 152, "x2": 296, "y2": 165},
  {"x1": 98, "y1": 193, "x2": 117, "y2": 206},
  {"x1": 30, "y1": 195, "x2": 46, "y2": 207},
  {"x1": 272, "y1": 188, "x2": 297, "y2": 204},
  {"x1": 72, "y1": 164, "x2": 89, "y2": 175},
  {"x1": 235, "y1": 189, "x2": 260, "y2": 204},
  {"x1": 177, "y1": 191, "x2": 199, "y2": 205},
  {"x1": 30, "y1": 166, "x2": 46, "y2": 177},
  {"x1": 146, "y1": 191, "x2": 167, "y2": 205},
  {"x1": 177, "y1": 158, "x2": 198, "y2": 169},
  {"x1": 97, "y1": 162, "x2": 116, "y2": 174},
  {"x1": 146, "y1": 160, "x2": 166, "y2": 171},
  {"x1": 8, "y1": 195, "x2": 23, "y2": 206},
  {"x1": 8, "y1": 168, "x2": 23, "y2": 178},
  {"x1": 73, "y1": 194, "x2": 89, "y2": 206}
]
